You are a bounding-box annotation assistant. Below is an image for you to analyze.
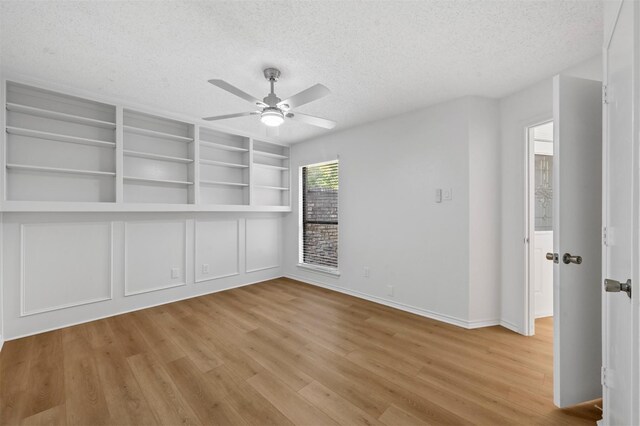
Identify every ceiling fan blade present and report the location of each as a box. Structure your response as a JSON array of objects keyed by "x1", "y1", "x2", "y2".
[
  {"x1": 286, "y1": 112, "x2": 336, "y2": 129},
  {"x1": 278, "y1": 84, "x2": 330, "y2": 109},
  {"x1": 208, "y1": 79, "x2": 266, "y2": 106},
  {"x1": 202, "y1": 111, "x2": 259, "y2": 121}
]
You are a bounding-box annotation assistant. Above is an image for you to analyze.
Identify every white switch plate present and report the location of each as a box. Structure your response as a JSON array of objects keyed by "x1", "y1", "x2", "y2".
[
  {"x1": 171, "y1": 267, "x2": 180, "y2": 279},
  {"x1": 364, "y1": 267, "x2": 370, "y2": 278},
  {"x1": 435, "y1": 189, "x2": 442, "y2": 203},
  {"x1": 202, "y1": 264, "x2": 209, "y2": 274},
  {"x1": 443, "y1": 188, "x2": 452, "y2": 201}
]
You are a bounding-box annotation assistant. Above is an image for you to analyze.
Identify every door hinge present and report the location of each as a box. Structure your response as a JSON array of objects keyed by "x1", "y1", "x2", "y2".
[
  {"x1": 603, "y1": 226, "x2": 608, "y2": 246},
  {"x1": 601, "y1": 366, "x2": 607, "y2": 387},
  {"x1": 602, "y1": 85, "x2": 609, "y2": 104}
]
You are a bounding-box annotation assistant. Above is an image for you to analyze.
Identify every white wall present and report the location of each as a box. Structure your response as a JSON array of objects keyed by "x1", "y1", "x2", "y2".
[
  {"x1": 283, "y1": 96, "x2": 501, "y2": 328},
  {"x1": 499, "y1": 55, "x2": 602, "y2": 333},
  {"x1": 1, "y1": 212, "x2": 283, "y2": 339},
  {"x1": 468, "y1": 98, "x2": 501, "y2": 324}
]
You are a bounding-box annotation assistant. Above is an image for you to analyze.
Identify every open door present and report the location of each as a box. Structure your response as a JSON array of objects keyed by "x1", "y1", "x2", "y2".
[
  {"x1": 601, "y1": 0, "x2": 636, "y2": 423},
  {"x1": 552, "y1": 75, "x2": 602, "y2": 407}
]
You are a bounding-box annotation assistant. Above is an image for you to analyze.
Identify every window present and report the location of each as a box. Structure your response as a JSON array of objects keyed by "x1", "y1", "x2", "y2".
[{"x1": 300, "y1": 160, "x2": 339, "y2": 271}]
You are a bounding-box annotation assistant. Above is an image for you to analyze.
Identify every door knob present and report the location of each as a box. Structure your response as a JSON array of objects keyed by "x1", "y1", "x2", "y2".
[
  {"x1": 604, "y1": 278, "x2": 632, "y2": 298},
  {"x1": 546, "y1": 252, "x2": 559, "y2": 263},
  {"x1": 562, "y1": 253, "x2": 582, "y2": 264}
]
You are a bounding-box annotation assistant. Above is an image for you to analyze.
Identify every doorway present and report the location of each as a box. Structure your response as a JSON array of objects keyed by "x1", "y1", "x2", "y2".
[{"x1": 526, "y1": 120, "x2": 554, "y2": 336}]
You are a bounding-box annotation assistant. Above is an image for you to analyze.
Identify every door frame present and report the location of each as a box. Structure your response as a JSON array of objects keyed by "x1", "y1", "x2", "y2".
[
  {"x1": 524, "y1": 117, "x2": 554, "y2": 337},
  {"x1": 602, "y1": 0, "x2": 639, "y2": 422}
]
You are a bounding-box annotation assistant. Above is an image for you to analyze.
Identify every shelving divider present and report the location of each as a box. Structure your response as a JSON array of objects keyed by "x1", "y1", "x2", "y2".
[
  {"x1": 192, "y1": 124, "x2": 200, "y2": 205},
  {"x1": 248, "y1": 138, "x2": 254, "y2": 206},
  {"x1": 1, "y1": 81, "x2": 7, "y2": 203},
  {"x1": 115, "y1": 105, "x2": 124, "y2": 203}
]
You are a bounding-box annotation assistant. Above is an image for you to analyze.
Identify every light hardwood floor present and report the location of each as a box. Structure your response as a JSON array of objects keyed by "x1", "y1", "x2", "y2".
[{"x1": 1, "y1": 278, "x2": 601, "y2": 425}]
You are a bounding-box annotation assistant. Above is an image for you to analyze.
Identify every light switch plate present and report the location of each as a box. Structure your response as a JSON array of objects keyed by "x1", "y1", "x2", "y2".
[{"x1": 435, "y1": 189, "x2": 442, "y2": 203}]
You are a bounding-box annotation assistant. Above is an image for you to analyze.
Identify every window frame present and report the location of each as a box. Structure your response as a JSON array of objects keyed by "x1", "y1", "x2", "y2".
[{"x1": 297, "y1": 159, "x2": 340, "y2": 276}]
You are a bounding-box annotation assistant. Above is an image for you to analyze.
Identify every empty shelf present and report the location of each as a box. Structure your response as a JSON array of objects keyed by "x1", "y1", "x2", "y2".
[
  {"x1": 253, "y1": 162, "x2": 288, "y2": 171},
  {"x1": 124, "y1": 150, "x2": 192, "y2": 163},
  {"x1": 6, "y1": 126, "x2": 116, "y2": 148},
  {"x1": 254, "y1": 185, "x2": 290, "y2": 190},
  {"x1": 6, "y1": 102, "x2": 116, "y2": 129},
  {"x1": 200, "y1": 159, "x2": 248, "y2": 168},
  {"x1": 124, "y1": 176, "x2": 194, "y2": 185},
  {"x1": 200, "y1": 140, "x2": 248, "y2": 152},
  {"x1": 124, "y1": 125, "x2": 193, "y2": 142},
  {"x1": 200, "y1": 179, "x2": 249, "y2": 187},
  {"x1": 6, "y1": 163, "x2": 116, "y2": 177},
  {"x1": 253, "y1": 150, "x2": 288, "y2": 160}
]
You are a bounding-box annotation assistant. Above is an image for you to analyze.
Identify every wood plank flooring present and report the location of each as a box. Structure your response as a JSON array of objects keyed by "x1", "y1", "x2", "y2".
[{"x1": 0, "y1": 278, "x2": 602, "y2": 425}]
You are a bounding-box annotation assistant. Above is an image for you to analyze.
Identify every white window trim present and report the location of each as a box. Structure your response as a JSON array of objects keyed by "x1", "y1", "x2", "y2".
[{"x1": 297, "y1": 262, "x2": 341, "y2": 276}]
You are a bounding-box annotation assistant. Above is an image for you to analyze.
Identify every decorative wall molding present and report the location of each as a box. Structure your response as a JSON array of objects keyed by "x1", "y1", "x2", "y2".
[
  {"x1": 124, "y1": 220, "x2": 188, "y2": 296},
  {"x1": 20, "y1": 222, "x2": 114, "y2": 317},
  {"x1": 245, "y1": 218, "x2": 280, "y2": 273},
  {"x1": 194, "y1": 219, "x2": 240, "y2": 283}
]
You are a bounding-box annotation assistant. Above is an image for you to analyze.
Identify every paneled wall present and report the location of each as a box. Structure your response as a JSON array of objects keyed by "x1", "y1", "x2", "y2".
[{"x1": 1, "y1": 212, "x2": 282, "y2": 339}]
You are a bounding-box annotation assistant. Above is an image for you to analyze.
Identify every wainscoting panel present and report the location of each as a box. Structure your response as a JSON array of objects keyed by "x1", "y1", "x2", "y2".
[
  {"x1": 124, "y1": 220, "x2": 187, "y2": 296},
  {"x1": 21, "y1": 222, "x2": 113, "y2": 316},
  {"x1": 195, "y1": 219, "x2": 240, "y2": 282},
  {"x1": 245, "y1": 218, "x2": 280, "y2": 272}
]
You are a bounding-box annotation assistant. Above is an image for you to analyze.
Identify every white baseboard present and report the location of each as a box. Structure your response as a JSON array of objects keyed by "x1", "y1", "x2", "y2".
[
  {"x1": 0, "y1": 335, "x2": 4, "y2": 352},
  {"x1": 499, "y1": 319, "x2": 522, "y2": 334},
  {"x1": 285, "y1": 273, "x2": 500, "y2": 330},
  {"x1": 5, "y1": 277, "x2": 276, "y2": 342}
]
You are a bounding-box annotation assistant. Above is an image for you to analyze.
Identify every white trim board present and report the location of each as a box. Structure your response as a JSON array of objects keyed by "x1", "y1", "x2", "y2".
[{"x1": 285, "y1": 274, "x2": 501, "y2": 330}]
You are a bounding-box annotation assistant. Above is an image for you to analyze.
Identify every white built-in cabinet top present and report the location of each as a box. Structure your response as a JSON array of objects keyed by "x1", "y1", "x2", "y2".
[{"x1": 2, "y1": 80, "x2": 291, "y2": 212}]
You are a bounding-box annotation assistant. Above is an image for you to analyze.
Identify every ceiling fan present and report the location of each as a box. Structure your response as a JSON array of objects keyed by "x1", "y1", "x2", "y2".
[{"x1": 203, "y1": 68, "x2": 336, "y2": 129}]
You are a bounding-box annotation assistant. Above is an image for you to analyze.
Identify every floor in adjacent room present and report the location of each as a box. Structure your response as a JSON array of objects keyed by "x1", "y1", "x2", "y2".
[{"x1": 0, "y1": 278, "x2": 601, "y2": 425}]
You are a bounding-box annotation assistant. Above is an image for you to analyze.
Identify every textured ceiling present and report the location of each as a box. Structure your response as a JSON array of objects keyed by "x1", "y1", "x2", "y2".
[{"x1": 0, "y1": 1, "x2": 602, "y2": 144}]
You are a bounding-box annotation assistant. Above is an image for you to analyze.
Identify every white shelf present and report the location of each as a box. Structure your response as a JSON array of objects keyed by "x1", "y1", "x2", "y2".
[
  {"x1": 200, "y1": 140, "x2": 248, "y2": 152},
  {"x1": 200, "y1": 179, "x2": 248, "y2": 187},
  {"x1": 6, "y1": 163, "x2": 116, "y2": 177},
  {"x1": 254, "y1": 185, "x2": 290, "y2": 191},
  {"x1": 124, "y1": 125, "x2": 193, "y2": 142},
  {"x1": 6, "y1": 126, "x2": 116, "y2": 149},
  {"x1": 253, "y1": 162, "x2": 288, "y2": 171},
  {"x1": 124, "y1": 149, "x2": 192, "y2": 163},
  {"x1": 200, "y1": 159, "x2": 248, "y2": 168},
  {"x1": 1, "y1": 200, "x2": 291, "y2": 213},
  {"x1": 124, "y1": 176, "x2": 194, "y2": 185},
  {"x1": 6, "y1": 102, "x2": 116, "y2": 129},
  {"x1": 253, "y1": 150, "x2": 288, "y2": 160}
]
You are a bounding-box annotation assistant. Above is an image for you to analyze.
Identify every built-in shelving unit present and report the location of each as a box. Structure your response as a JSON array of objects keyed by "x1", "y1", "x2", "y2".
[
  {"x1": 122, "y1": 109, "x2": 195, "y2": 204},
  {"x1": 252, "y1": 140, "x2": 290, "y2": 207},
  {"x1": 4, "y1": 81, "x2": 117, "y2": 202},
  {"x1": 2, "y1": 80, "x2": 291, "y2": 211},
  {"x1": 199, "y1": 127, "x2": 250, "y2": 206}
]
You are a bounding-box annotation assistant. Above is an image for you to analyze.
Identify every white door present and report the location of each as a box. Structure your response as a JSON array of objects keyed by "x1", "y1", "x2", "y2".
[
  {"x1": 534, "y1": 230, "x2": 553, "y2": 317},
  {"x1": 552, "y1": 75, "x2": 602, "y2": 407},
  {"x1": 602, "y1": 0, "x2": 635, "y2": 423}
]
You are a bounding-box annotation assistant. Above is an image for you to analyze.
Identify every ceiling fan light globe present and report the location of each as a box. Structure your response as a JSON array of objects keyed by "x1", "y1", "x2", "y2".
[{"x1": 261, "y1": 108, "x2": 284, "y2": 127}]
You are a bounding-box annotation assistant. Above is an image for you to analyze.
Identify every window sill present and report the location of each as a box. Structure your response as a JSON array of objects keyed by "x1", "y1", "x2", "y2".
[{"x1": 297, "y1": 263, "x2": 341, "y2": 277}]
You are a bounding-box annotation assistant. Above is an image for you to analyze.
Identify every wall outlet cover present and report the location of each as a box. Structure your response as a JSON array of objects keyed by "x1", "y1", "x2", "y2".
[
  {"x1": 202, "y1": 264, "x2": 210, "y2": 274},
  {"x1": 443, "y1": 188, "x2": 452, "y2": 201},
  {"x1": 364, "y1": 267, "x2": 370, "y2": 278},
  {"x1": 171, "y1": 267, "x2": 180, "y2": 279},
  {"x1": 435, "y1": 189, "x2": 442, "y2": 203}
]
